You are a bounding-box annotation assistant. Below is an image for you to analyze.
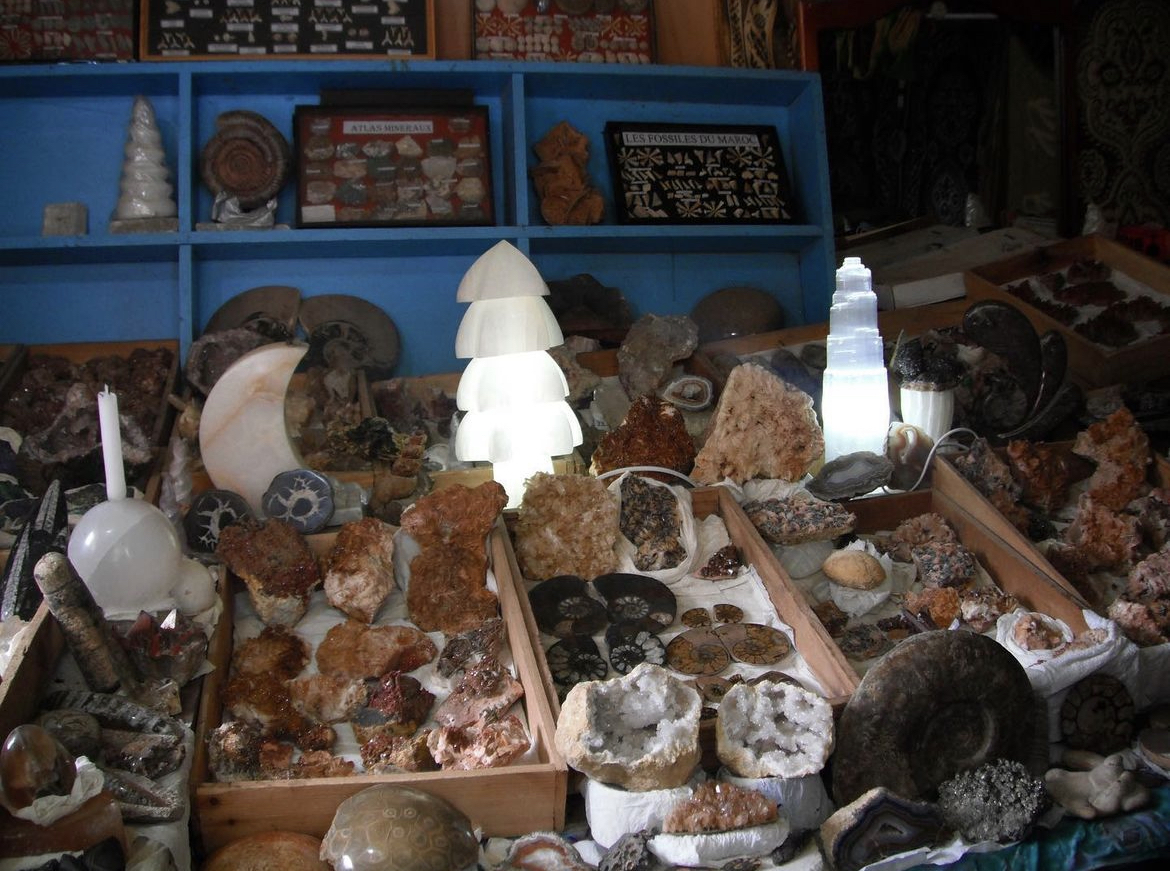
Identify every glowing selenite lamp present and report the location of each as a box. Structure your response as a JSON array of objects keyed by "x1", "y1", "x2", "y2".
[
  {"x1": 454, "y1": 241, "x2": 582, "y2": 508},
  {"x1": 68, "y1": 387, "x2": 213, "y2": 618},
  {"x1": 820, "y1": 257, "x2": 891, "y2": 463}
]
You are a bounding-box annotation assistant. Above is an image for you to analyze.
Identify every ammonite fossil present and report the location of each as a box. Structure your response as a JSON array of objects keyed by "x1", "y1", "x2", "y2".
[
  {"x1": 665, "y1": 628, "x2": 731, "y2": 677},
  {"x1": 546, "y1": 635, "x2": 608, "y2": 689},
  {"x1": 528, "y1": 575, "x2": 607, "y2": 638},
  {"x1": 1060, "y1": 673, "x2": 1135, "y2": 754},
  {"x1": 712, "y1": 603, "x2": 744, "y2": 624},
  {"x1": 833, "y1": 630, "x2": 1036, "y2": 804},
  {"x1": 200, "y1": 110, "x2": 292, "y2": 210},
  {"x1": 680, "y1": 607, "x2": 713, "y2": 629},
  {"x1": 714, "y1": 623, "x2": 792, "y2": 666},
  {"x1": 593, "y1": 572, "x2": 676, "y2": 630},
  {"x1": 605, "y1": 622, "x2": 666, "y2": 675},
  {"x1": 837, "y1": 624, "x2": 892, "y2": 661}
]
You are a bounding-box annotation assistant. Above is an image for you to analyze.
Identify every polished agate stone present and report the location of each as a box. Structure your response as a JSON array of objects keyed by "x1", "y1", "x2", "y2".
[{"x1": 0, "y1": 724, "x2": 76, "y2": 809}]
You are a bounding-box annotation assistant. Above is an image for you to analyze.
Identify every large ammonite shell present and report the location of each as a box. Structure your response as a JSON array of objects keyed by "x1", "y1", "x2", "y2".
[
  {"x1": 713, "y1": 623, "x2": 792, "y2": 665},
  {"x1": 200, "y1": 110, "x2": 292, "y2": 209},
  {"x1": 666, "y1": 628, "x2": 731, "y2": 677},
  {"x1": 592, "y1": 572, "x2": 676, "y2": 630},
  {"x1": 528, "y1": 575, "x2": 607, "y2": 638}
]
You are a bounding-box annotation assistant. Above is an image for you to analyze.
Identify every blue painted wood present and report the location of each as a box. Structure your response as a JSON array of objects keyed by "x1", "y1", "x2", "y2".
[{"x1": 0, "y1": 60, "x2": 835, "y2": 375}]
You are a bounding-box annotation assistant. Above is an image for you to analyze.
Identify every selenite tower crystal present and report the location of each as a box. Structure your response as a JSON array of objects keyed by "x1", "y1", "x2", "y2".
[{"x1": 820, "y1": 257, "x2": 891, "y2": 462}]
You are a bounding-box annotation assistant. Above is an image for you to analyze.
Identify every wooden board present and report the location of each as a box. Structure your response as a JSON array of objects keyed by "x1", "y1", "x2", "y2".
[
  {"x1": 190, "y1": 520, "x2": 567, "y2": 851},
  {"x1": 0, "y1": 603, "x2": 65, "y2": 743},
  {"x1": 966, "y1": 235, "x2": 1170, "y2": 388}
]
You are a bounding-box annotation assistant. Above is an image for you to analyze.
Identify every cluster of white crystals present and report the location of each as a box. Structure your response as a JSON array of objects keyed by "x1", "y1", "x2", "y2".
[
  {"x1": 585, "y1": 664, "x2": 700, "y2": 757},
  {"x1": 716, "y1": 681, "x2": 834, "y2": 779},
  {"x1": 820, "y1": 256, "x2": 891, "y2": 463}
]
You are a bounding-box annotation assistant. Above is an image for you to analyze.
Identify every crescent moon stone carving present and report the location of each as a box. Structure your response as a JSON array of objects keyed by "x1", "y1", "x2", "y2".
[{"x1": 199, "y1": 342, "x2": 307, "y2": 515}]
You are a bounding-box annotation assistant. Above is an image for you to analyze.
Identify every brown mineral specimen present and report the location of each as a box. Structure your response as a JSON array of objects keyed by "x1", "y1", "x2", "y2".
[
  {"x1": 1064, "y1": 493, "x2": 1142, "y2": 571},
  {"x1": 1006, "y1": 440, "x2": 1078, "y2": 513},
  {"x1": 315, "y1": 620, "x2": 437, "y2": 680},
  {"x1": 427, "y1": 713, "x2": 532, "y2": 770},
  {"x1": 531, "y1": 121, "x2": 604, "y2": 227},
  {"x1": 514, "y1": 472, "x2": 620, "y2": 581},
  {"x1": 1045, "y1": 543, "x2": 1098, "y2": 605},
  {"x1": 360, "y1": 731, "x2": 438, "y2": 774},
  {"x1": 951, "y1": 437, "x2": 1021, "y2": 503},
  {"x1": 233, "y1": 625, "x2": 309, "y2": 680},
  {"x1": 433, "y1": 659, "x2": 524, "y2": 728},
  {"x1": 958, "y1": 586, "x2": 1019, "y2": 633},
  {"x1": 400, "y1": 481, "x2": 507, "y2": 634},
  {"x1": 323, "y1": 517, "x2": 397, "y2": 623},
  {"x1": 1133, "y1": 489, "x2": 1170, "y2": 551},
  {"x1": 904, "y1": 586, "x2": 961, "y2": 629},
  {"x1": 911, "y1": 540, "x2": 978, "y2": 589},
  {"x1": 289, "y1": 750, "x2": 355, "y2": 779},
  {"x1": 1072, "y1": 407, "x2": 1151, "y2": 511},
  {"x1": 619, "y1": 474, "x2": 687, "y2": 571},
  {"x1": 437, "y1": 617, "x2": 506, "y2": 678},
  {"x1": 1107, "y1": 599, "x2": 1167, "y2": 646},
  {"x1": 207, "y1": 720, "x2": 262, "y2": 782},
  {"x1": 1011, "y1": 613, "x2": 1066, "y2": 650},
  {"x1": 287, "y1": 673, "x2": 369, "y2": 724},
  {"x1": 692, "y1": 363, "x2": 823, "y2": 484},
  {"x1": 547, "y1": 338, "x2": 602, "y2": 407},
  {"x1": 617, "y1": 314, "x2": 700, "y2": 401},
  {"x1": 878, "y1": 513, "x2": 958, "y2": 563},
  {"x1": 590, "y1": 394, "x2": 696, "y2": 479},
  {"x1": 1128, "y1": 548, "x2": 1170, "y2": 602},
  {"x1": 365, "y1": 672, "x2": 436, "y2": 736},
  {"x1": 743, "y1": 494, "x2": 856, "y2": 545},
  {"x1": 662, "y1": 781, "x2": 778, "y2": 833},
  {"x1": 217, "y1": 518, "x2": 321, "y2": 626}
]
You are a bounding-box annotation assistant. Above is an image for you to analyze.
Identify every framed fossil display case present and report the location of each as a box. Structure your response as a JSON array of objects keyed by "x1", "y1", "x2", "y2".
[
  {"x1": 140, "y1": 0, "x2": 435, "y2": 60},
  {"x1": 604, "y1": 121, "x2": 798, "y2": 225},
  {"x1": 472, "y1": 0, "x2": 654, "y2": 63},
  {"x1": 293, "y1": 105, "x2": 494, "y2": 229}
]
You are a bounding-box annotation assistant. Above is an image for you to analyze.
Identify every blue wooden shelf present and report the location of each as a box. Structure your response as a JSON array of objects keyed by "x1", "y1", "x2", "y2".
[{"x1": 0, "y1": 60, "x2": 835, "y2": 375}]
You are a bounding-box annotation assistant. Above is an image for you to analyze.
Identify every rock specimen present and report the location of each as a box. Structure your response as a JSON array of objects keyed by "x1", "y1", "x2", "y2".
[
  {"x1": 716, "y1": 680, "x2": 833, "y2": 779},
  {"x1": 0, "y1": 724, "x2": 76, "y2": 809},
  {"x1": 1072, "y1": 406, "x2": 1150, "y2": 510},
  {"x1": 820, "y1": 787, "x2": 946, "y2": 871},
  {"x1": 216, "y1": 517, "x2": 321, "y2": 626},
  {"x1": 589, "y1": 394, "x2": 696, "y2": 479},
  {"x1": 437, "y1": 617, "x2": 506, "y2": 678},
  {"x1": 833, "y1": 630, "x2": 1035, "y2": 805},
  {"x1": 617, "y1": 314, "x2": 699, "y2": 400},
  {"x1": 936, "y1": 759, "x2": 1049, "y2": 843},
  {"x1": 648, "y1": 780, "x2": 788, "y2": 867},
  {"x1": 661, "y1": 375, "x2": 714, "y2": 412},
  {"x1": 400, "y1": 481, "x2": 507, "y2": 634},
  {"x1": 692, "y1": 363, "x2": 823, "y2": 484},
  {"x1": 531, "y1": 120, "x2": 605, "y2": 226},
  {"x1": 619, "y1": 474, "x2": 687, "y2": 572},
  {"x1": 322, "y1": 517, "x2": 396, "y2": 623},
  {"x1": 288, "y1": 673, "x2": 368, "y2": 725},
  {"x1": 548, "y1": 337, "x2": 603, "y2": 407},
  {"x1": 1045, "y1": 751, "x2": 1151, "y2": 819},
  {"x1": 556, "y1": 662, "x2": 701, "y2": 791},
  {"x1": 743, "y1": 493, "x2": 856, "y2": 545},
  {"x1": 320, "y1": 785, "x2": 479, "y2": 871},
  {"x1": 201, "y1": 831, "x2": 329, "y2": 871},
  {"x1": 822, "y1": 549, "x2": 886, "y2": 591},
  {"x1": 427, "y1": 713, "x2": 531, "y2": 769},
  {"x1": 315, "y1": 620, "x2": 437, "y2": 680},
  {"x1": 911, "y1": 540, "x2": 979, "y2": 588},
  {"x1": 514, "y1": 472, "x2": 620, "y2": 581},
  {"x1": 1005, "y1": 439, "x2": 1079, "y2": 513},
  {"x1": 432, "y1": 659, "x2": 524, "y2": 728}
]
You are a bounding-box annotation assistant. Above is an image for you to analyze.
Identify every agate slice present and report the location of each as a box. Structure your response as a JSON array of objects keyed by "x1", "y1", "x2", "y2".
[
  {"x1": 528, "y1": 574, "x2": 607, "y2": 638},
  {"x1": 820, "y1": 787, "x2": 945, "y2": 871}
]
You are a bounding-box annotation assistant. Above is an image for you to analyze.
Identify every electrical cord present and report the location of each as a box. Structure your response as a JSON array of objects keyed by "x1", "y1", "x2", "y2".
[
  {"x1": 594, "y1": 466, "x2": 698, "y2": 487},
  {"x1": 894, "y1": 426, "x2": 981, "y2": 493}
]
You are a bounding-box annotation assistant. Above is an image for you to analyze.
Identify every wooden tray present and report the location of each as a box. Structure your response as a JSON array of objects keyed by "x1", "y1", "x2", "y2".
[
  {"x1": 0, "y1": 602, "x2": 65, "y2": 743},
  {"x1": 190, "y1": 520, "x2": 567, "y2": 852},
  {"x1": 965, "y1": 235, "x2": 1170, "y2": 388},
  {"x1": 504, "y1": 484, "x2": 859, "y2": 716},
  {"x1": 843, "y1": 485, "x2": 1090, "y2": 636}
]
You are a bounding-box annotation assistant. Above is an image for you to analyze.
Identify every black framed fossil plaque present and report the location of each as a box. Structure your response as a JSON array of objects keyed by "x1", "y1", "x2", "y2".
[{"x1": 604, "y1": 121, "x2": 798, "y2": 225}]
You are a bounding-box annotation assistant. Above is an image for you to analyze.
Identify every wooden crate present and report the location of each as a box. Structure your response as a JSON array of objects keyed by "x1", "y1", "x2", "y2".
[
  {"x1": 0, "y1": 603, "x2": 65, "y2": 743},
  {"x1": 965, "y1": 235, "x2": 1170, "y2": 388},
  {"x1": 0, "y1": 340, "x2": 179, "y2": 494},
  {"x1": 503, "y1": 484, "x2": 859, "y2": 717},
  {"x1": 844, "y1": 485, "x2": 1090, "y2": 635},
  {"x1": 190, "y1": 520, "x2": 567, "y2": 852}
]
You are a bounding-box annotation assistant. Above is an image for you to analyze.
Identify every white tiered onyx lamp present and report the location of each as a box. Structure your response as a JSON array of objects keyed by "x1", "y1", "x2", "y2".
[{"x1": 454, "y1": 241, "x2": 582, "y2": 508}]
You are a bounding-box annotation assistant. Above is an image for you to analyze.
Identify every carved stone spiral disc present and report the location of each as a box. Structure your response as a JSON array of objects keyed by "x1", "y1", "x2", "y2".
[{"x1": 200, "y1": 110, "x2": 291, "y2": 209}]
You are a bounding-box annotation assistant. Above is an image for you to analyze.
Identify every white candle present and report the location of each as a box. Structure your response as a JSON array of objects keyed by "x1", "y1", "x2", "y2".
[{"x1": 98, "y1": 385, "x2": 127, "y2": 501}]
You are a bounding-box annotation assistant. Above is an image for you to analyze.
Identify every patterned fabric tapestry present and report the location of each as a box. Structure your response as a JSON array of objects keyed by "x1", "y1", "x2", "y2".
[{"x1": 1077, "y1": 0, "x2": 1170, "y2": 227}]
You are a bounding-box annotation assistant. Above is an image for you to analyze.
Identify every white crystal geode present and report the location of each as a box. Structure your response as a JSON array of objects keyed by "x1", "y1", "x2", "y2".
[
  {"x1": 555, "y1": 662, "x2": 701, "y2": 791},
  {"x1": 716, "y1": 680, "x2": 834, "y2": 779}
]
